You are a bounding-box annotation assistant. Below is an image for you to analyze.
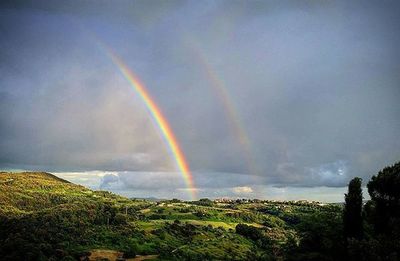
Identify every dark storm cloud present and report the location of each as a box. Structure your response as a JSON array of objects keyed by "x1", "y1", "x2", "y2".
[
  {"x1": 1, "y1": 0, "x2": 399, "y2": 198},
  {"x1": 0, "y1": 0, "x2": 184, "y2": 23}
]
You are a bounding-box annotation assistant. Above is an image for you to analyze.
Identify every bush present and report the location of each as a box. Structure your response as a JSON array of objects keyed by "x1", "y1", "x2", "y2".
[{"x1": 113, "y1": 213, "x2": 127, "y2": 225}]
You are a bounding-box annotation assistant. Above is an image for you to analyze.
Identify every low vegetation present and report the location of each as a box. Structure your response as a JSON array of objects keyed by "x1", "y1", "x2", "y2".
[{"x1": 0, "y1": 161, "x2": 399, "y2": 260}]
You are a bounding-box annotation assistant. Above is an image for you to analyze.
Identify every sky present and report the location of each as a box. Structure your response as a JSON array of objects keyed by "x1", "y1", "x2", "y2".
[{"x1": 1, "y1": 0, "x2": 399, "y2": 201}]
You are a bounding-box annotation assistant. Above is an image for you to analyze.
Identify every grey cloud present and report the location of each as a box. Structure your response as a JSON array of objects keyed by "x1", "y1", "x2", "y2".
[
  {"x1": 1, "y1": 1, "x2": 400, "y2": 197},
  {"x1": 101, "y1": 171, "x2": 264, "y2": 192},
  {"x1": 99, "y1": 173, "x2": 119, "y2": 189},
  {"x1": 0, "y1": 0, "x2": 184, "y2": 27},
  {"x1": 54, "y1": 171, "x2": 357, "y2": 202}
]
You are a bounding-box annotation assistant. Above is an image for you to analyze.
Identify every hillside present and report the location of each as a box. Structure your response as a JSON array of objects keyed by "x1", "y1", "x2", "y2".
[
  {"x1": 0, "y1": 172, "x2": 346, "y2": 260},
  {"x1": 0, "y1": 172, "x2": 130, "y2": 215}
]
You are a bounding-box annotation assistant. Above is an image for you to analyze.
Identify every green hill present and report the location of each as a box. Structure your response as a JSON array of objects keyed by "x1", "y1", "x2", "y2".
[
  {"x1": 0, "y1": 172, "x2": 129, "y2": 215},
  {"x1": 0, "y1": 172, "x2": 151, "y2": 260},
  {"x1": 1, "y1": 162, "x2": 399, "y2": 260},
  {"x1": 0, "y1": 172, "x2": 345, "y2": 261}
]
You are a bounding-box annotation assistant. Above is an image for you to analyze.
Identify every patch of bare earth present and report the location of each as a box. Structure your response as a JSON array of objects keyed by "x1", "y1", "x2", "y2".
[
  {"x1": 87, "y1": 249, "x2": 122, "y2": 260},
  {"x1": 85, "y1": 250, "x2": 158, "y2": 261}
]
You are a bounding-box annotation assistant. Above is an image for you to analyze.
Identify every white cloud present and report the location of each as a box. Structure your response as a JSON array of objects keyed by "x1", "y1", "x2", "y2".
[
  {"x1": 51, "y1": 171, "x2": 366, "y2": 202},
  {"x1": 232, "y1": 186, "x2": 253, "y2": 194}
]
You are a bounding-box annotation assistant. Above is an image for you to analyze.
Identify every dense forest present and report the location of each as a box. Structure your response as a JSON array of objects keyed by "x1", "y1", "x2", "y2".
[{"x1": 0, "y1": 162, "x2": 399, "y2": 260}]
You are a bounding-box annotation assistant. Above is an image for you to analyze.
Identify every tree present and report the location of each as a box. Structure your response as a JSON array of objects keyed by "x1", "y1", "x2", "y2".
[
  {"x1": 367, "y1": 161, "x2": 400, "y2": 235},
  {"x1": 343, "y1": 177, "x2": 363, "y2": 240},
  {"x1": 235, "y1": 224, "x2": 263, "y2": 241},
  {"x1": 113, "y1": 213, "x2": 127, "y2": 225}
]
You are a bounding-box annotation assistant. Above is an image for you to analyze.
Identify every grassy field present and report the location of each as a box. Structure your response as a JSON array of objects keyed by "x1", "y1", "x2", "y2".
[{"x1": 0, "y1": 172, "x2": 345, "y2": 260}]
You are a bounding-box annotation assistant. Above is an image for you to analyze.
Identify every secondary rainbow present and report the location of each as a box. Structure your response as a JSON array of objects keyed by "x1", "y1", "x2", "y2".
[
  {"x1": 101, "y1": 46, "x2": 196, "y2": 200},
  {"x1": 189, "y1": 41, "x2": 260, "y2": 177}
]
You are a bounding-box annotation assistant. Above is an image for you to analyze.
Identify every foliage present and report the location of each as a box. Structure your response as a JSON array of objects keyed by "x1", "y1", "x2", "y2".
[
  {"x1": 343, "y1": 177, "x2": 363, "y2": 240},
  {"x1": 367, "y1": 162, "x2": 400, "y2": 235},
  {"x1": 1, "y1": 165, "x2": 400, "y2": 260},
  {"x1": 356, "y1": 161, "x2": 400, "y2": 260}
]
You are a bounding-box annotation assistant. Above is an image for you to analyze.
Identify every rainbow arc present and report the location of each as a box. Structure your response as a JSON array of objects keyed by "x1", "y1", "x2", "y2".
[{"x1": 101, "y1": 45, "x2": 197, "y2": 200}]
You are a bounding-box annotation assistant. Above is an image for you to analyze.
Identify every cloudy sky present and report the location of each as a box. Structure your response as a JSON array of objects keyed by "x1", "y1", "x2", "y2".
[{"x1": 1, "y1": 0, "x2": 399, "y2": 201}]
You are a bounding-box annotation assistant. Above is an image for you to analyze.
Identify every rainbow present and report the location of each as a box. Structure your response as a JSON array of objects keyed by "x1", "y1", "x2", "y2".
[
  {"x1": 189, "y1": 42, "x2": 260, "y2": 177},
  {"x1": 100, "y1": 45, "x2": 197, "y2": 200}
]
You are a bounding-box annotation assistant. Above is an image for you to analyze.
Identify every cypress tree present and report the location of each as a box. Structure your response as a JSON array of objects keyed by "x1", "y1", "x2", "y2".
[{"x1": 343, "y1": 177, "x2": 363, "y2": 240}]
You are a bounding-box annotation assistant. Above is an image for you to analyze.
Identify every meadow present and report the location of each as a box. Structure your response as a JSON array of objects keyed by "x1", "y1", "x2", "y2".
[{"x1": 1, "y1": 162, "x2": 399, "y2": 260}]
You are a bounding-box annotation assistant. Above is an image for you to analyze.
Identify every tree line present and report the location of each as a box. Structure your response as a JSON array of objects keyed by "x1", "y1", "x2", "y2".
[{"x1": 343, "y1": 162, "x2": 400, "y2": 260}]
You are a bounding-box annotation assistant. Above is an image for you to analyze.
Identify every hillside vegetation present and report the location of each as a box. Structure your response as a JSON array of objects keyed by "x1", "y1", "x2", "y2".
[{"x1": 0, "y1": 163, "x2": 399, "y2": 261}]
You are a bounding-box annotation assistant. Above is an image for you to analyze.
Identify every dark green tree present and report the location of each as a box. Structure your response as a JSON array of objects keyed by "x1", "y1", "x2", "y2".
[
  {"x1": 367, "y1": 161, "x2": 400, "y2": 235},
  {"x1": 343, "y1": 177, "x2": 363, "y2": 240}
]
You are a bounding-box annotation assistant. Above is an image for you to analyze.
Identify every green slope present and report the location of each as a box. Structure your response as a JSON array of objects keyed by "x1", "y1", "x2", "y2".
[
  {"x1": 0, "y1": 172, "x2": 130, "y2": 215},
  {"x1": 0, "y1": 172, "x2": 345, "y2": 261}
]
